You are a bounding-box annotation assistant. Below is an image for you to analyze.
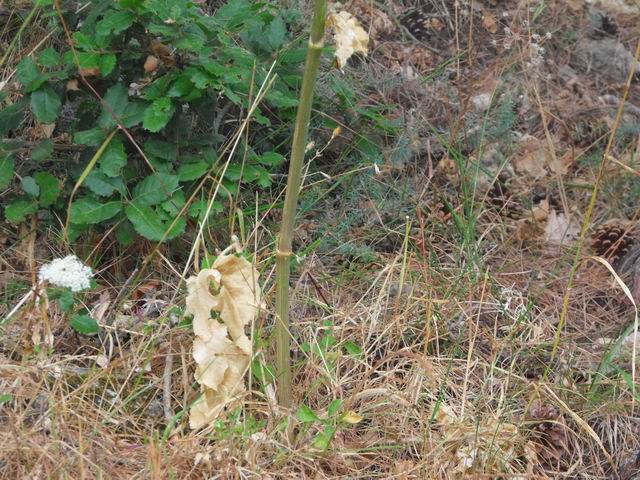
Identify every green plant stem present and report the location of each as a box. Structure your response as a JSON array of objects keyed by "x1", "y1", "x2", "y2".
[
  {"x1": 275, "y1": 0, "x2": 327, "y2": 409},
  {"x1": 64, "y1": 129, "x2": 117, "y2": 241},
  {"x1": 0, "y1": 4, "x2": 40, "y2": 72}
]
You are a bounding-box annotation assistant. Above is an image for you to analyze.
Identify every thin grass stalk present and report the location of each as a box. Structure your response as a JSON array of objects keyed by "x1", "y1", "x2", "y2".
[
  {"x1": 0, "y1": 4, "x2": 40, "y2": 72},
  {"x1": 275, "y1": 0, "x2": 327, "y2": 408},
  {"x1": 544, "y1": 40, "x2": 640, "y2": 381}
]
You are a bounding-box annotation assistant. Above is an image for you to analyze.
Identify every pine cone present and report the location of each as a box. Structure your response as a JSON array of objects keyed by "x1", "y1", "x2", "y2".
[
  {"x1": 401, "y1": 9, "x2": 432, "y2": 40},
  {"x1": 591, "y1": 221, "x2": 637, "y2": 269}
]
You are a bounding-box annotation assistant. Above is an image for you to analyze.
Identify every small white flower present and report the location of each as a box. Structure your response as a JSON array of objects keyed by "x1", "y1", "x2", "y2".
[{"x1": 38, "y1": 255, "x2": 93, "y2": 292}]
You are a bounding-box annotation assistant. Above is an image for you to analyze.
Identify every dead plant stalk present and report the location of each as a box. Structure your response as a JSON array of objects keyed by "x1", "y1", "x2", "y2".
[{"x1": 275, "y1": 0, "x2": 327, "y2": 408}]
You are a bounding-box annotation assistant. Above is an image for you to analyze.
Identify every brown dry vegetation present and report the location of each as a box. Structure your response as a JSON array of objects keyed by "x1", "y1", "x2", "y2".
[{"x1": 1, "y1": 0, "x2": 640, "y2": 478}]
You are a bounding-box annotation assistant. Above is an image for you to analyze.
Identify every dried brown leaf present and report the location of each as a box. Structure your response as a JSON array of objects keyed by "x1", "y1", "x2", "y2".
[
  {"x1": 327, "y1": 11, "x2": 369, "y2": 70},
  {"x1": 482, "y1": 12, "x2": 498, "y2": 33},
  {"x1": 144, "y1": 55, "x2": 159, "y2": 73},
  {"x1": 512, "y1": 135, "x2": 548, "y2": 178},
  {"x1": 544, "y1": 210, "x2": 579, "y2": 247},
  {"x1": 185, "y1": 253, "x2": 261, "y2": 430}
]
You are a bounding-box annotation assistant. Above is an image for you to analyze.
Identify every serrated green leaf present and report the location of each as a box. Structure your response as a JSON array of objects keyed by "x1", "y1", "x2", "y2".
[
  {"x1": 224, "y1": 164, "x2": 243, "y2": 181},
  {"x1": 34, "y1": 172, "x2": 60, "y2": 206},
  {"x1": 74, "y1": 128, "x2": 106, "y2": 146},
  {"x1": 223, "y1": 86, "x2": 242, "y2": 105},
  {"x1": 125, "y1": 201, "x2": 185, "y2": 241},
  {"x1": 77, "y1": 52, "x2": 101, "y2": 69},
  {"x1": 38, "y1": 48, "x2": 62, "y2": 68},
  {"x1": 175, "y1": 27, "x2": 206, "y2": 52},
  {"x1": 5, "y1": 199, "x2": 38, "y2": 223},
  {"x1": 72, "y1": 32, "x2": 97, "y2": 51},
  {"x1": 0, "y1": 393, "x2": 12, "y2": 406},
  {"x1": 99, "y1": 54, "x2": 117, "y2": 76},
  {"x1": 115, "y1": 220, "x2": 136, "y2": 246},
  {"x1": 177, "y1": 161, "x2": 208, "y2": 181},
  {"x1": 84, "y1": 170, "x2": 119, "y2": 196},
  {"x1": 119, "y1": 0, "x2": 142, "y2": 9},
  {"x1": 0, "y1": 99, "x2": 28, "y2": 136},
  {"x1": 96, "y1": 9, "x2": 135, "y2": 36},
  {"x1": 247, "y1": 165, "x2": 271, "y2": 187},
  {"x1": 200, "y1": 58, "x2": 225, "y2": 76},
  {"x1": 148, "y1": 156, "x2": 171, "y2": 173},
  {"x1": 188, "y1": 199, "x2": 223, "y2": 220},
  {"x1": 17, "y1": 57, "x2": 46, "y2": 92},
  {"x1": 30, "y1": 85, "x2": 61, "y2": 123},
  {"x1": 257, "y1": 151, "x2": 285, "y2": 166},
  {"x1": 142, "y1": 97, "x2": 175, "y2": 132},
  {"x1": 0, "y1": 155, "x2": 14, "y2": 190},
  {"x1": 267, "y1": 89, "x2": 298, "y2": 108},
  {"x1": 161, "y1": 190, "x2": 185, "y2": 216},
  {"x1": 143, "y1": 73, "x2": 175, "y2": 101},
  {"x1": 167, "y1": 75, "x2": 200, "y2": 99},
  {"x1": 47, "y1": 287, "x2": 74, "y2": 313},
  {"x1": 132, "y1": 173, "x2": 179, "y2": 206},
  {"x1": 21, "y1": 176, "x2": 40, "y2": 197},
  {"x1": 296, "y1": 404, "x2": 319, "y2": 423},
  {"x1": 99, "y1": 138, "x2": 127, "y2": 177},
  {"x1": 66, "y1": 222, "x2": 89, "y2": 242},
  {"x1": 70, "y1": 197, "x2": 122, "y2": 224},
  {"x1": 312, "y1": 425, "x2": 336, "y2": 450},
  {"x1": 120, "y1": 101, "x2": 146, "y2": 127},
  {"x1": 267, "y1": 15, "x2": 286, "y2": 51},
  {"x1": 187, "y1": 67, "x2": 214, "y2": 90},
  {"x1": 98, "y1": 83, "x2": 129, "y2": 128},
  {"x1": 144, "y1": 139, "x2": 176, "y2": 162},
  {"x1": 214, "y1": 0, "x2": 253, "y2": 29},
  {"x1": 31, "y1": 139, "x2": 54, "y2": 162},
  {"x1": 71, "y1": 314, "x2": 99, "y2": 335}
]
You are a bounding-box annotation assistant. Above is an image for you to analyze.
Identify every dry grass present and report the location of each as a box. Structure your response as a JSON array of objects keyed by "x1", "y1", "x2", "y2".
[{"x1": 1, "y1": 236, "x2": 639, "y2": 478}]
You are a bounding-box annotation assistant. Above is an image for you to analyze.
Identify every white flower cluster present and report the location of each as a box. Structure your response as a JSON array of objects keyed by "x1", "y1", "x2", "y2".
[
  {"x1": 497, "y1": 25, "x2": 551, "y2": 72},
  {"x1": 38, "y1": 255, "x2": 93, "y2": 292},
  {"x1": 527, "y1": 39, "x2": 546, "y2": 68}
]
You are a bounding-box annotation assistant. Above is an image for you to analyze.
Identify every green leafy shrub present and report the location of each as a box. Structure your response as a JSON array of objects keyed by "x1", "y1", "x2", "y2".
[{"x1": 1, "y1": 0, "x2": 307, "y2": 243}]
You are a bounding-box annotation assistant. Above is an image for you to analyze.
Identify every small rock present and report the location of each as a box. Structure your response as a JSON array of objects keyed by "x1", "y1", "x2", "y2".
[
  {"x1": 472, "y1": 93, "x2": 493, "y2": 112},
  {"x1": 574, "y1": 38, "x2": 640, "y2": 83}
]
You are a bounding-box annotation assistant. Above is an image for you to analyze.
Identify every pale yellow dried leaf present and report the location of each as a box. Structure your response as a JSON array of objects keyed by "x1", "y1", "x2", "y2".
[
  {"x1": 186, "y1": 268, "x2": 222, "y2": 339},
  {"x1": 341, "y1": 411, "x2": 364, "y2": 424},
  {"x1": 212, "y1": 254, "x2": 261, "y2": 341},
  {"x1": 185, "y1": 253, "x2": 261, "y2": 430},
  {"x1": 327, "y1": 11, "x2": 369, "y2": 70},
  {"x1": 189, "y1": 390, "x2": 226, "y2": 430}
]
